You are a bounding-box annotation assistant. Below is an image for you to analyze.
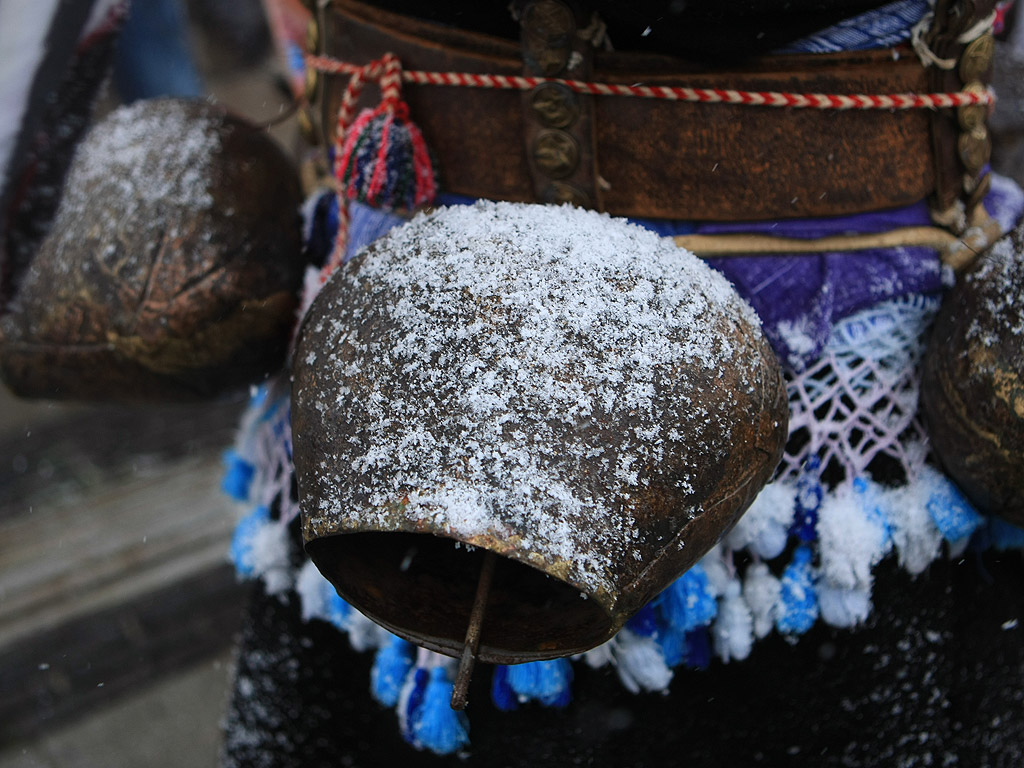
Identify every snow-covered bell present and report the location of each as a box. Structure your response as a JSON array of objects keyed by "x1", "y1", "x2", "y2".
[
  {"x1": 0, "y1": 99, "x2": 306, "y2": 401},
  {"x1": 921, "y1": 222, "x2": 1024, "y2": 526},
  {"x1": 291, "y1": 202, "x2": 787, "y2": 665}
]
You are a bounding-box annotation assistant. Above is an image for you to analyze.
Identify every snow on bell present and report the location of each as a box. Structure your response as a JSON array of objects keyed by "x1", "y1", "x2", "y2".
[{"x1": 292, "y1": 201, "x2": 787, "y2": 667}]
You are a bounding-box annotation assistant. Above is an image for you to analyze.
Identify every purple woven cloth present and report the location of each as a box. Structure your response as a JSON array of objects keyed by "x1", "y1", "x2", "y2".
[
  {"x1": 706, "y1": 246, "x2": 940, "y2": 369},
  {"x1": 702, "y1": 203, "x2": 937, "y2": 370},
  {"x1": 352, "y1": 177, "x2": 1024, "y2": 372},
  {"x1": 638, "y1": 179, "x2": 1024, "y2": 370}
]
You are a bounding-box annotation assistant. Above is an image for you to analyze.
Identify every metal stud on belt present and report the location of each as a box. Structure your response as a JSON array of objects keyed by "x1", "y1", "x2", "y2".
[
  {"x1": 520, "y1": 0, "x2": 600, "y2": 209},
  {"x1": 957, "y1": 33, "x2": 995, "y2": 213}
]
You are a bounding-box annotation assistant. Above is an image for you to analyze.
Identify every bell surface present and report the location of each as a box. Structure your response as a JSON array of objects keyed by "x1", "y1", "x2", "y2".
[
  {"x1": 921, "y1": 222, "x2": 1024, "y2": 525},
  {"x1": 0, "y1": 98, "x2": 306, "y2": 401},
  {"x1": 293, "y1": 202, "x2": 787, "y2": 663}
]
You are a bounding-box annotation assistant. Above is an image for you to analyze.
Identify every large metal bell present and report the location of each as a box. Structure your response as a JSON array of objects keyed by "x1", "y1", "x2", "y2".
[
  {"x1": 292, "y1": 202, "x2": 787, "y2": 664},
  {"x1": 921, "y1": 222, "x2": 1024, "y2": 525},
  {"x1": 0, "y1": 99, "x2": 306, "y2": 401}
]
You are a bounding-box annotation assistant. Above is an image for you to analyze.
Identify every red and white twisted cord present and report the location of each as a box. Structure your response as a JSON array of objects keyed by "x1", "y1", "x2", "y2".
[{"x1": 306, "y1": 53, "x2": 995, "y2": 111}]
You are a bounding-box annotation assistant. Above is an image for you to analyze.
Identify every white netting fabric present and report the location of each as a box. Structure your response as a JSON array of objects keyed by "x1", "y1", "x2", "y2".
[
  {"x1": 779, "y1": 293, "x2": 938, "y2": 485},
  {"x1": 237, "y1": 377, "x2": 300, "y2": 524}
]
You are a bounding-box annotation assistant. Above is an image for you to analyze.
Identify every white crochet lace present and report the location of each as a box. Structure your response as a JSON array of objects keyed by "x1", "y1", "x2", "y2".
[{"x1": 780, "y1": 293, "x2": 938, "y2": 485}]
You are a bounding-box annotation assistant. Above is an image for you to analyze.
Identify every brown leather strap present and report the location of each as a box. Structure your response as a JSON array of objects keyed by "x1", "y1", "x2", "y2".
[{"x1": 317, "y1": 0, "x2": 984, "y2": 222}]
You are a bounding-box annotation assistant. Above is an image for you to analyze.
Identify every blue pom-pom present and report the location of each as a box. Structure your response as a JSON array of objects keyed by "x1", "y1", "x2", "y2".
[
  {"x1": 230, "y1": 505, "x2": 270, "y2": 577},
  {"x1": 657, "y1": 565, "x2": 718, "y2": 633},
  {"x1": 776, "y1": 545, "x2": 819, "y2": 635},
  {"x1": 683, "y1": 627, "x2": 711, "y2": 669},
  {"x1": 926, "y1": 476, "x2": 983, "y2": 543},
  {"x1": 371, "y1": 635, "x2": 414, "y2": 707},
  {"x1": 988, "y1": 516, "x2": 1024, "y2": 550},
  {"x1": 546, "y1": 680, "x2": 572, "y2": 708},
  {"x1": 221, "y1": 450, "x2": 255, "y2": 502},
  {"x1": 410, "y1": 667, "x2": 470, "y2": 755},
  {"x1": 504, "y1": 659, "x2": 574, "y2": 707},
  {"x1": 626, "y1": 604, "x2": 659, "y2": 637},
  {"x1": 325, "y1": 590, "x2": 351, "y2": 631},
  {"x1": 792, "y1": 459, "x2": 823, "y2": 543},
  {"x1": 491, "y1": 666, "x2": 519, "y2": 712},
  {"x1": 655, "y1": 626, "x2": 688, "y2": 668}
]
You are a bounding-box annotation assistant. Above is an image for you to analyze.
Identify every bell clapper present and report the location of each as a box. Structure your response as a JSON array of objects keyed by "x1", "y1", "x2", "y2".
[{"x1": 451, "y1": 550, "x2": 497, "y2": 711}]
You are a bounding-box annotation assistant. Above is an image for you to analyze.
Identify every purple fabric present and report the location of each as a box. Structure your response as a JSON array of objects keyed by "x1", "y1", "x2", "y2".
[
  {"x1": 634, "y1": 202, "x2": 941, "y2": 370},
  {"x1": 693, "y1": 201, "x2": 931, "y2": 237},
  {"x1": 415, "y1": 186, "x2": 1024, "y2": 373},
  {"x1": 705, "y1": 246, "x2": 941, "y2": 370},
  {"x1": 635, "y1": 190, "x2": 1024, "y2": 371}
]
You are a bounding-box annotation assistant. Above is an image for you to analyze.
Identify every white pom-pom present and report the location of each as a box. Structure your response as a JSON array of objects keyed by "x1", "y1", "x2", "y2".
[
  {"x1": 885, "y1": 482, "x2": 943, "y2": 575},
  {"x1": 295, "y1": 559, "x2": 331, "y2": 622},
  {"x1": 612, "y1": 630, "x2": 673, "y2": 694},
  {"x1": 698, "y1": 546, "x2": 731, "y2": 597},
  {"x1": 712, "y1": 580, "x2": 754, "y2": 662},
  {"x1": 818, "y1": 583, "x2": 872, "y2": 627},
  {"x1": 347, "y1": 610, "x2": 390, "y2": 652},
  {"x1": 297, "y1": 263, "x2": 326, "y2": 322},
  {"x1": 743, "y1": 562, "x2": 781, "y2": 639},
  {"x1": 251, "y1": 522, "x2": 294, "y2": 596},
  {"x1": 817, "y1": 480, "x2": 890, "y2": 591},
  {"x1": 582, "y1": 641, "x2": 615, "y2": 669},
  {"x1": 726, "y1": 479, "x2": 796, "y2": 559}
]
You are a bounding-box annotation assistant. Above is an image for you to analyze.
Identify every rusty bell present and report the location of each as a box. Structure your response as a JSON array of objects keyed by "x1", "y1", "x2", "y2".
[{"x1": 291, "y1": 201, "x2": 788, "y2": 666}]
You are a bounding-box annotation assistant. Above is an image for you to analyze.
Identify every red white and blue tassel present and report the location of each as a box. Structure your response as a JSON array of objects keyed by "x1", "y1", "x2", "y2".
[{"x1": 307, "y1": 52, "x2": 438, "y2": 280}]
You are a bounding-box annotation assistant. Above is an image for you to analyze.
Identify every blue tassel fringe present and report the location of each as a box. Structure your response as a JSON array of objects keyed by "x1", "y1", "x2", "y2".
[
  {"x1": 927, "y1": 476, "x2": 983, "y2": 543},
  {"x1": 409, "y1": 667, "x2": 469, "y2": 755},
  {"x1": 776, "y1": 545, "x2": 819, "y2": 635},
  {"x1": 503, "y1": 659, "x2": 573, "y2": 708},
  {"x1": 371, "y1": 635, "x2": 415, "y2": 707},
  {"x1": 490, "y1": 665, "x2": 519, "y2": 712},
  {"x1": 683, "y1": 628, "x2": 711, "y2": 669},
  {"x1": 220, "y1": 450, "x2": 255, "y2": 502},
  {"x1": 230, "y1": 505, "x2": 269, "y2": 577},
  {"x1": 657, "y1": 564, "x2": 718, "y2": 633}
]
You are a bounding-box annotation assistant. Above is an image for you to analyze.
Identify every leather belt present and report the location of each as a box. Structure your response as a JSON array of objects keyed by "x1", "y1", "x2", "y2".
[{"x1": 310, "y1": 0, "x2": 996, "y2": 223}]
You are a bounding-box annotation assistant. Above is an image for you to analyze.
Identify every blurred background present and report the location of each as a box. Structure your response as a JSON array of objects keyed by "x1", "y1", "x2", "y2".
[{"x1": 0, "y1": 1, "x2": 300, "y2": 765}]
